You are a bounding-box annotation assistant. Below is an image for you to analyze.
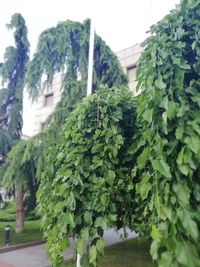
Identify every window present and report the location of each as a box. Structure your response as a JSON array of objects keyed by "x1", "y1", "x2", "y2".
[
  {"x1": 127, "y1": 66, "x2": 137, "y2": 94},
  {"x1": 44, "y1": 93, "x2": 54, "y2": 106}
]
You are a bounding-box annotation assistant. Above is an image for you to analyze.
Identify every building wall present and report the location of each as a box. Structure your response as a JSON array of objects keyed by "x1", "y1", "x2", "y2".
[
  {"x1": 22, "y1": 43, "x2": 142, "y2": 137},
  {"x1": 32, "y1": 75, "x2": 63, "y2": 135},
  {"x1": 116, "y1": 43, "x2": 143, "y2": 96}
]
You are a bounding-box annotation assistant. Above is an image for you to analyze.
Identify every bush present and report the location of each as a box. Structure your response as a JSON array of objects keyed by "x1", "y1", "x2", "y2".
[
  {"x1": 38, "y1": 86, "x2": 137, "y2": 266},
  {"x1": 0, "y1": 201, "x2": 16, "y2": 222}
]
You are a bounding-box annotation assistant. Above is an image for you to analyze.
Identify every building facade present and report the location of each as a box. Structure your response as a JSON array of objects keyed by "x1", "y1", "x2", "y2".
[{"x1": 116, "y1": 43, "x2": 143, "y2": 96}]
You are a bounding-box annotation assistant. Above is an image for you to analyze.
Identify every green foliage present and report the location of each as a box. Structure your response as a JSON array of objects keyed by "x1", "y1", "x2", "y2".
[
  {"x1": 0, "y1": 220, "x2": 42, "y2": 247},
  {"x1": 1, "y1": 18, "x2": 128, "y2": 237},
  {"x1": 2, "y1": 134, "x2": 45, "y2": 192},
  {"x1": 134, "y1": 0, "x2": 200, "y2": 266},
  {"x1": 27, "y1": 19, "x2": 127, "y2": 136},
  {"x1": 0, "y1": 201, "x2": 16, "y2": 222},
  {"x1": 38, "y1": 86, "x2": 136, "y2": 266},
  {"x1": 0, "y1": 13, "x2": 29, "y2": 161}
]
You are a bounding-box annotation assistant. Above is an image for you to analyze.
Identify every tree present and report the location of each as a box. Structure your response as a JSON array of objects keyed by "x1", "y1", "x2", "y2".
[
  {"x1": 27, "y1": 19, "x2": 127, "y2": 139},
  {"x1": 2, "y1": 18, "x2": 127, "y2": 234},
  {"x1": 37, "y1": 86, "x2": 137, "y2": 266},
  {"x1": 0, "y1": 13, "x2": 29, "y2": 233},
  {"x1": 2, "y1": 134, "x2": 45, "y2": 233},
  {"x1": 134, "y1": 0, "x2": 200, "y2": 266}
]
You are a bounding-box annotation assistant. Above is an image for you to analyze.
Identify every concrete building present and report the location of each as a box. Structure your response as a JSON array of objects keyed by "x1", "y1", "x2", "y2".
[
  {"x1": 22, "y1": 43, "x2": 143, "y2": 137},
  {"x1": 116, "y1": 43, "x2": 143, "y2": 96}
]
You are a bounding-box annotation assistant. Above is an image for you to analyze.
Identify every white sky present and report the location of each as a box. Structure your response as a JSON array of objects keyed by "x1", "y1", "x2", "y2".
[
  {"x1": 0, "y1": 0, "x2": 180, "y2": 59},
  {"x1": 0, "y1": 0, "x2": 180, "y2": 136}
]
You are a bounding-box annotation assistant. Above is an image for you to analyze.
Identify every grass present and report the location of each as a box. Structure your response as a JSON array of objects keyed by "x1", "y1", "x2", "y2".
[
  {"x1": 0, "y1": 220, "x2": 43, "y2": 247},
  {"x1": 61, "y1": 238, "x2": 156, "y2": 267}
]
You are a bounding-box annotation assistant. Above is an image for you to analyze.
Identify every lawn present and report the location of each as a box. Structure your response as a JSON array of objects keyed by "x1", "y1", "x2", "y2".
[
  {"x1": 61, "y1": 238, "x2": 156, "y2": 267},
  {"x1": 0, "y1": 220, "x2": 43, "y2": 247}
]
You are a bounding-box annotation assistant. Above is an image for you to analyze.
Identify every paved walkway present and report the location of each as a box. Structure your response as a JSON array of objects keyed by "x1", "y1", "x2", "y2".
[
  {"x1": 0, "y1": 262, "x2": 16, "y2": 267},
  {"x1": 0, "y1": 229, "x2": 137, "y2": 267}
]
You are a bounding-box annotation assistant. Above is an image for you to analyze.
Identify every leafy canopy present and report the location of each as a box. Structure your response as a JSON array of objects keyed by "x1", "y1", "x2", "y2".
[{"x1": 38, "y1": 86, "x2": 137, "y2": 266}]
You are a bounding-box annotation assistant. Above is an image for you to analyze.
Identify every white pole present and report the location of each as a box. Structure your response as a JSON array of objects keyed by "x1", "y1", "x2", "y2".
[
  {"x1": 76, "y1": 18, "x2": 95, "y2": 267},
  {"x1": 87, "y1": 18, "x2": 95, "y2": 96},
  {"x1": 76, "y1": 252, "x2": 81, "y2": 267}
]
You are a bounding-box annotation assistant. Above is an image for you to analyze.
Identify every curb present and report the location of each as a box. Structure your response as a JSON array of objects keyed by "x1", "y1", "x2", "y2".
[{"x1": 0, "y1": 240, "x2": 45, "y2": 254}]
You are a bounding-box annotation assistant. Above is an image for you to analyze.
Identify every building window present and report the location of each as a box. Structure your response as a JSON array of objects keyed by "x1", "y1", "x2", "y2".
[
  {"x1": 44, "y1": 93, "x2": 54, "y2": 107},
  {"x1": 127, "y1": 66, "x2": 137, "y2": 93}
]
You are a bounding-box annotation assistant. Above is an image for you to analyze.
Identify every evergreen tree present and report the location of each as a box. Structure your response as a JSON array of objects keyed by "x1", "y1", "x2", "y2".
[
  {"x1": 0, "y1": 13, "x2": 29, "y2": 233},
  {"x1": 0, "y1": 13, "x2": 29, "y2": 161}
]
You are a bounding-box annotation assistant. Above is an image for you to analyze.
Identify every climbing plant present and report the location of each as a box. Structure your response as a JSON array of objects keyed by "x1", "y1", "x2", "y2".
[
  {"x1": 133, "y1": 0, "x2": 200, "y2": 266},
  {"x1": 37, "y1": 86, "x2": 137, "y2": 266}
]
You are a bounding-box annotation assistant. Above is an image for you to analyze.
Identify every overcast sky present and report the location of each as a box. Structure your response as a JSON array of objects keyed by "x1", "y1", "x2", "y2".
[
  {"x1": 0, "y1": 0, "x2": 180, "y2": 60},
  {"x1": 0, "y1": 0, "x2": 180, "y2": 136}
]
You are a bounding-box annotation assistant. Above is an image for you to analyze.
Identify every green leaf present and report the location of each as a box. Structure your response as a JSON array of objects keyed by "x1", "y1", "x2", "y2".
[
  {"x1": 185, "y1": 135, "x2": 200, "y2": 154},
  {"x1": 177, "y1": 209, "x2": 198, "y2": 240},
  {"x1": 175, "y1": 127, "x2": 183, "y2": 139},
  {"x1": 177, "y1": 147, "x2": 185, "y2": 165},
  {"x1": 137, "y1": 147, "x2": 150, "y2": 169},
  {"x1": 159, "y1": 251, "x2": 173, "y2": 267},
  {"x1": 176, "y1": 241, "x2": 200, "y2": 267},
  {"x1": 140, "y1": 182, "x2": 152, "y2": 200},
  {"x1": 77, "y1": 238, "x2": 85, "y2": 254},
  {"x1": 95, "y1": 217, "x2": 107, "y2": 228},
  {"x1": 57, "y1": 152, "x2": 65, "y2": 162},
  {"x1": 166, "y1": 101, "x2": 178, "y2": 120},
  {"x1": 178, "y1": 164, "x2": 189, "y2": 175},
  {"x1": 150, "y1": 240, "x2": 160, "y2": 260},
  {"x1": 173, "y1": 182, "x2": 190, "y2": 207},
  {"x1": 142, "y1": 108, "x2": 153, "y2": 123},
  {"x1": 155, "y1": 77, "x2": 166, "y2": 89},
  {"x1": 96, "y1": 239, "x2": 105, "y2": 255},
  {"x1": 151, "y1": 225, "x2": 161, "y2": 240},
  {"x1": 107, "y1": 169, "x2": 116, "y2": 184},
  {"x1": 92, "y1": 143, "x2": 103, "y2": 154},
  {"x1": 60, "y1": 239, "x2": 69, "y2": 250},
  {"x1": 152, "y1": 159, "x2": 171, "y2": 178},
  {"x1": 84, "y1": 211, "x2": 93, "y2": 225},
  {"x1": 89, "y1": 245, "x2": 97, "y2": 264}
]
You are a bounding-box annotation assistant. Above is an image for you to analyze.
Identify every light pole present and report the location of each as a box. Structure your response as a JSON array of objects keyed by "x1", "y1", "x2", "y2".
[{"x1": 76, "y1": 18, "x2": 95, "y2": 267}]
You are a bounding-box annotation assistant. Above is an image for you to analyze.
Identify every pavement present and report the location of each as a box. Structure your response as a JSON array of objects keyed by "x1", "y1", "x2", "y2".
[{"x1": 0, "y1": 229, "x2": 137, "y2": 267}]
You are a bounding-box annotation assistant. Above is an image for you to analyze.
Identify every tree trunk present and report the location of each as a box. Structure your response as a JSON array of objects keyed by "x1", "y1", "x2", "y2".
[{"x1": 15, "y1": 190, "x2": 24, "y2": 233}]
